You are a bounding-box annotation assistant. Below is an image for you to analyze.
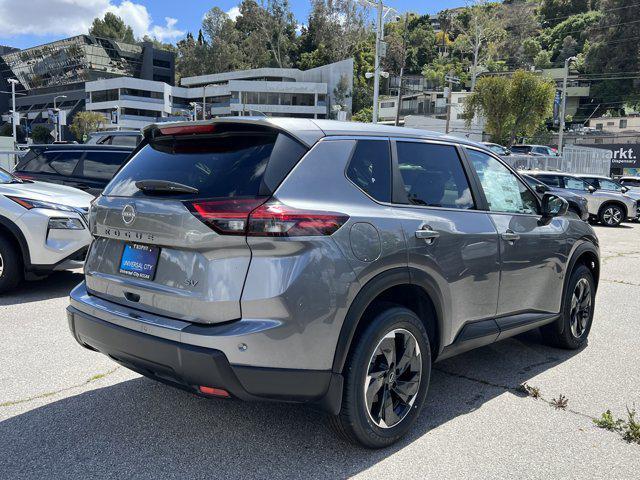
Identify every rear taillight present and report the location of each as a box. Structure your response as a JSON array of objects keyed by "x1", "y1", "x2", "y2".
[
  {"x1": 158, "y1": 124, "x2": 217, "y2": 136},
  {"x1": 185, "y1": 199, "x2": 348, "y2": 237},
  {"x1": 14, "y1": 173, "x2": 34, "y2": 180},
  {"x1": 248, "y1": 202, "x2": 349, "y2": 237},
  {"x1": 185, "y1": 198, "x2": 266, "y2": 235}
]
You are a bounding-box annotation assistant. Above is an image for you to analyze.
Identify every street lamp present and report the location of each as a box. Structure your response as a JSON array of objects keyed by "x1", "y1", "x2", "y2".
[
  {"x1": 53, "y1": 95, "x2": 67, "y2": 141},
  {"x1": 202, "y1": 84, "x2": 216, "y2": 121},
  {"x1": 558, "y1": 56, "x2": 577, "y2": 156}
]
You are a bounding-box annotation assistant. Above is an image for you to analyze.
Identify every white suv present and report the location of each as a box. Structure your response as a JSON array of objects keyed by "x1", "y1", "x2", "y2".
[{"x1": 0, "y1": 167, "x2": 93, "y2": 292}]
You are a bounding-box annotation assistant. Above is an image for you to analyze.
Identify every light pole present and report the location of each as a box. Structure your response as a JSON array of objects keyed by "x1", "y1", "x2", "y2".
[
  {"x1": 202, "y1": 84, "x2": 215, "y2": 120},
  {"x1": 7, "y1": 79, "x2": 19, "y2": 145},
  {"x1": 53, "y1": 95, "x2": 67, "y2": 141},
  {"x1": 558, "y1": 56, "x2": 577, "y2": 156},
  {"x1": 189, "y1": 102, "x2": 198, "y2": 121}
]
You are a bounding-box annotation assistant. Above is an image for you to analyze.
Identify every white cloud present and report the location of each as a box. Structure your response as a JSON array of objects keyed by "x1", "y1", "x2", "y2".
[
  {"x1": 0, "y1": 0, "x2": 184, "y2": 42},
  {"x1": 226, "y1": 6, "x2": 241, "y2": 21}
]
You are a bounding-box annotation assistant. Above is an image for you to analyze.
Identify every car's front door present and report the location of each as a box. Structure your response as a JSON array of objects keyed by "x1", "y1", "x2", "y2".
[
  {"x1": 390, "y1": 139, "x2": 501, "y2": 345},
  {"x1": 465, "y1": 147, "x2": 570, "y2": 317}
]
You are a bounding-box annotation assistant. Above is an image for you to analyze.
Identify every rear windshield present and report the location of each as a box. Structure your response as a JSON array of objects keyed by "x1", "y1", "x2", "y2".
[{"x1": 103, "y1": 131, "x2": 304, "y2": 198}]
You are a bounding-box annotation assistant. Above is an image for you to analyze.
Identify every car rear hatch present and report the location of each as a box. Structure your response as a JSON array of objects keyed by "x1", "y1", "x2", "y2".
[{"x1": 85, "y1": 122, "x2": 309, "y2": 324}]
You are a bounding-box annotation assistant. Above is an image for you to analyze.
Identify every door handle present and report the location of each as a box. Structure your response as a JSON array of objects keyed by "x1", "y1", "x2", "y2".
[
  {"x1": 501, "y1": 230, "x2": 520, "y2": 243},
  {"x1": 415, "y1": 227, "x2": 440, "y2": 243}
]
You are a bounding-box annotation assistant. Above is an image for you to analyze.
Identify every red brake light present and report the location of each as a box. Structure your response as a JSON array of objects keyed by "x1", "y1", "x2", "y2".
[
  {"x1": 158, "y1": 124, "x2": 217, "y2": 136},
  {"x1": 198, "y1": 386, "x2": 230, "y2": 397},
  {"x1": 14, "y1": 173, "x2": 34, "y2": 181},
  {"x1": 185, "y1": 198, "x2": 267, "y2": 235},
  {"x1": 248, "y1": 202, "x2": 349, "y2": 237},
  {"x1": 185, "y1": 199, "x2": 349, "y2": 237}
]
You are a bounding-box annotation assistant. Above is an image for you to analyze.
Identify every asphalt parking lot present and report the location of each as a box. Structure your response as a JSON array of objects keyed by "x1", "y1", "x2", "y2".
[{"x1": 1, "y1": 223, "x2": 639, "y2": 479}]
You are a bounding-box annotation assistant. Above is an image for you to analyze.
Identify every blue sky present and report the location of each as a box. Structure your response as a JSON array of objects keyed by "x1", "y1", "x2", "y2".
[{"x1": 0, "y1": 0, "x2": 466, "y2": 50}]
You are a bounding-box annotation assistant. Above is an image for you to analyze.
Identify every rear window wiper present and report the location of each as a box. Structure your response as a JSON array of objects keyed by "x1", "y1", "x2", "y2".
[{"x1": 135, "y1": 179, "x2": 199, "y2": 195}]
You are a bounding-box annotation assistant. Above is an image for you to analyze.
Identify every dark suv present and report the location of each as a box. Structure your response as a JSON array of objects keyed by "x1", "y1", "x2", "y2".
[
  {"x1": 14, "y1": 144, "x2": 133, "y2": 196},
  {"x1": 67, "y1": 119, "x2": 600, "y2": 448}
]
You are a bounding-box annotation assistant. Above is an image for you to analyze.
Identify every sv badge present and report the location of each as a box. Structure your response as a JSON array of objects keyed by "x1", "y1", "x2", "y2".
[{"x1": 184, "y1": 279, "x2": 199, "y2": 287}]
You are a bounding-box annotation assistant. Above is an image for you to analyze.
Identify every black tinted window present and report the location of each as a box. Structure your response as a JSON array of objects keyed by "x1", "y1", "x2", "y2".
[
  {"x1": 104, "y1": 132, "x2": 286, "y2": 198},
  {"x1": 346, "y1": 140, "x2": 391, "y2": 202},
  {"x1": 511, "y1": 146, "x2": 530, "y2": 154},
  {"x1": 110, "y1": 135, "x2": 140, "y2": 147},
  {"x1": 81, "y1": 151, "x2": 130, "y2": 180},
  {"x1": 21, "y1": 150, "x2": 81, "y2": 175},
  {"x1": 396, "y1": 142, "x2": 474, "y2": 209},
  {"x1": 536, "y1": 175, "x2": 561, "y2": 187}
]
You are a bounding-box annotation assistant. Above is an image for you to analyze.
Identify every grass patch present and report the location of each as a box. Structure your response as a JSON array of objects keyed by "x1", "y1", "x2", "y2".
[
  {"x1": 518, "y1": 382, "x2": 541, "y2": 399},
  {"x1": 594, "y1": 407, "x2": 640, "y2": 445},
  {"x1": 551, "y1": 394, "x2": 568, "y2": 410}
]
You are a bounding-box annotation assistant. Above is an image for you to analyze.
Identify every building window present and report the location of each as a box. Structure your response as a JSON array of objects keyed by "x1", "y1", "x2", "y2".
[
  {"x1": 91, "y1": 89, "x2": 119, "y2": 103},
  {"x1": 595, "y1": 123, "x2": 603, "y2": 130},
  {"x1": 380, "y1": 101, "x2": 395, "y2": 108},
  {"x1": 153, "y1": 74, "x2": 171, "y2": 83},
  {"x1": 620, "y1": 119, "x2": 628, "y2": 128},
  {"x1": 121, "y1": 88, "x2": 163, "y2": 99},
  {"x1": 153, "y1": 58, "x2": 171, "y2": 69},
  {"x1": 121, "y1": 107, "x2": 160, "y2": 118},
  {"x1": 607, "y1": 121, "x2": 615, "y2": 126}
]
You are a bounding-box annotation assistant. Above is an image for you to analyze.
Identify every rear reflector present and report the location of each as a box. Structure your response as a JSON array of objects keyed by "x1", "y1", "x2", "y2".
[
  {"x1": 185, "y1": 198, "x2": 348, "y2": 237},
  {"x1": 198, "y1": 386, "x2": 230, "y2": 397},
  {"x1": 158, "y1": 124, "x2": 217, "y2": 136}
]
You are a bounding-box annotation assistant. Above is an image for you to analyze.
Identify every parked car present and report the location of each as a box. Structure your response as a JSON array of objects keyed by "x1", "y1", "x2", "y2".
[
  {"x1": 67, "y1": 119, "x2": 599, "y2": 448},
  {"x1": 619, "y1": 176, "x2": 640, "y2": 192},
  {"x1": 527, "y1": 171, "x2": 638, "y2": 226},
  {"x1": 520, "y1": 173, "x2": 589, "y2": 220},
  {"x1": 0, "y1": 167, "x2": 93, "y2": 292},
  {"x1": 511, "y1": 144, "x2": 559, "y2": 156},
  {"x1": 576, "y1": 173, "x2": 640, "y2": 208},
  {"x1": 13, "y1": 144, "x2": 133, "y2": 196},
  {"x1": 85, "y1": 130, "x2": 142, "y2": 147},
  {"x1": 482, "y1": 142, "x2": 510, "y2": 156}
]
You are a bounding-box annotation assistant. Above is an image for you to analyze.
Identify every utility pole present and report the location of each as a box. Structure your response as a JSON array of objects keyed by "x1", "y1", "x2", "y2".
[
  {"x1": 558, "y1": 56, "x2": 577, "y2": 156},
  {"x1": 372, "y1": 0, "x2": 383, "y2": 123},
  {"x1": 444, "y1": 72, "x2": 460, "y2": 135},
  {"x1": 445, "y1": 71, "x2": 453, "y2": 134},
  {"x1": 394, "y1": 12, "x2": 409, "y2": 127}
]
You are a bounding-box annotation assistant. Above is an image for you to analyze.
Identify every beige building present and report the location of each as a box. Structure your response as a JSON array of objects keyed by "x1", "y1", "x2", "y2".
[{"x1": 587, "y1": 115, "x2": 640, "y2": 133}]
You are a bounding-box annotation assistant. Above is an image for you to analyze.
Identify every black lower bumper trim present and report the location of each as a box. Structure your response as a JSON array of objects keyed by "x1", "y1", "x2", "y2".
[{"x1": 67, "y1": 306, "x2": 342, "y2": 413}]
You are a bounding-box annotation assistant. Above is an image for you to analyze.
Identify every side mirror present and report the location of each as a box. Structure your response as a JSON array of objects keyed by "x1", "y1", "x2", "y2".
[
  {"x1": 535, "y1": 184, "x2": 548, "y2": 194},
  {"x1": 587, "y1": 185, "x2": 596, "y2": 193},
  {"x1": 504, "y1": 149, "x2": 511, "y2": 156},
  {"x1": 541, "y1": 193, "x2": 569, "y2": 219},
  {"x1": 621, "y1": 186, "x2": 629, "y2": 193}
]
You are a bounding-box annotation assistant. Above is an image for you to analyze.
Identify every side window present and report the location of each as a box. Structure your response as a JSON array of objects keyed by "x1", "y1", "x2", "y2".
[
  {"x1": 536, "y1": 175, "x2": 561, "y2": 187},
  {"x1": 19, "y1": 151, "x2": 56, "y2": 172},
  {"x1": 111, "y1": 135, "x2": 139, "y2": 147},
  {"x1": 346, "y1": 140, "x2": 391, "y2": 202},
  {"x1": 396, "y1": 142, "x2": 474, "y2": 209},
  {"x1": 581, "y1": 177, "x2": 600, "y2": 189},
  {"x1": 564, "y1": 177, "x2": 587, "y2": 190},
  {"x1": 81, "y1": 151, "x2": 130, "y2": 180},
  {"x1": 26, "y1": 151, "x2": 82, "y2": 175},
  {"x1": 467, "y1": 149, "x2": 539, "y2": 215}
]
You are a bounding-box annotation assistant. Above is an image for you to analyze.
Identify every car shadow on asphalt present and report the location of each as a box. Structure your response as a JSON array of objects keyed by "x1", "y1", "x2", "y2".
[
  {"x1": 0, "y1": 271, "x2": 82, "y2": 306},
  {"x1": 0, "y1": 330, "x2": 582, "y2": 479}
]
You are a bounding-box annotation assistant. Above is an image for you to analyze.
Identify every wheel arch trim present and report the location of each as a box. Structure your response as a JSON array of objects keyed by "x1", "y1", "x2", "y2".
[
  {"x1": 331, "y1": 267, "x2": 445, "y2": 373},
  {"x1": 0, "y1": 215, "x2": 30, "y2": 268}
]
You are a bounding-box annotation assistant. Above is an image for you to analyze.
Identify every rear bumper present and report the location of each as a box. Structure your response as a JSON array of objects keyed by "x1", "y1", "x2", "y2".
[{"x1": 67, "y1": 305, "x2": 343, "y2": 413}]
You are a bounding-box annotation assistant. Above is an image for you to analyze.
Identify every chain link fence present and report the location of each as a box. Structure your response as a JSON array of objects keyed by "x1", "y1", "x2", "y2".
[{"x1": 502, "y1": 146, "x2": 612, "y2": 176}]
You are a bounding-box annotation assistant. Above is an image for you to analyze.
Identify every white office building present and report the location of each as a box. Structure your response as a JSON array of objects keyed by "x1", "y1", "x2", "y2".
[{"x1": 85, "y1": 59, "x2": 354, "y2": 130}]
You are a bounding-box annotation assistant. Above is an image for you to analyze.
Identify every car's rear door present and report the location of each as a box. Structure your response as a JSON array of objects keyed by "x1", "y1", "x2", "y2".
[
  {"x1": 390, "y1": 139, "x2": 501, "y2": 345},
  {"x1": 464, "y1": 147, "x2": 569, "y2": 317}
]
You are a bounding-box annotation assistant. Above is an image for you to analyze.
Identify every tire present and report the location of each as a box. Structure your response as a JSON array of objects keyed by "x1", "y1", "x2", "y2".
[
  {"x1": 0, "y1": 234, "x2": 23, "y2": 293},
  {"x1": 540, "y1": 264, "x2": 595, "y2": 350},
  {"x1": 598, "y1": 203, "x2": 624, "y2": 227},
  {"x1": 329, "y1": 305, "x2": 431, "y2": 448}
]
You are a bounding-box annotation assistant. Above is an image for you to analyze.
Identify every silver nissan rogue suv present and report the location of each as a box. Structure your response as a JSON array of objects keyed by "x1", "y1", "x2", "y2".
[{"x1": 67, "y1": 118, "x2": 600, "y2": 448}]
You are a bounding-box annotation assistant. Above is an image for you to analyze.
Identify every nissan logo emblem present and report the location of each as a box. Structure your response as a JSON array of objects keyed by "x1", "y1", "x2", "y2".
[{"x1": 122, "y1": 204, "x2": 136, "y2": 225}]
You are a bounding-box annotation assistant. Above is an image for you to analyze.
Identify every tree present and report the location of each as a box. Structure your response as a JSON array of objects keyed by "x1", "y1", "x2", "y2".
[
  {"x1": 89, "y1": 12, "x2": 135, "y2": 43},
  {"x1": 333, "y1": 74, "x2": 351, "y2": 114},
  {"x1": 352, "y1": 107, "x2": 372, "y2": 123},
  {"x1": 0, "y1": 123, "x2": 26, "y2": 142},
  {"x1": 69, "y1": 111, "x2": 105, "y2": 142},
  {"x1": 31, "y1": 125, "x2": 51, "y2": 144},
  {"x1": 495, "y1": 1, "x2": 540, "y2": 68},
  {"x1": 534, "y1": 50, "x2": 553, "y2": 69},
  {"x1": 465, "y1": 70, "x2": 555, "y2": 145},
  {"x1": 452, "y1": 1, "x2": 505, "y2": 90},
  {"x1": 540, "y1": 11, "x2": 602, "y2": 62},
  {"x1": 539, "y1": 0, "x2": 596, "y2": 28},
  {"x1": 557, "y1": 35, "x2": 579, "y2": 62}
]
